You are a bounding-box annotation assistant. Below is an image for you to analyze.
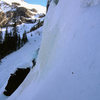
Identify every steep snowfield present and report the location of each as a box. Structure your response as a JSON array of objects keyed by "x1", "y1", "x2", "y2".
[
  {"x1": 3, "y1": 0, "x2": 100, "y2": 100},
  {"x1": 0, "y1": 27, "x2": 42, "y2": 100}
]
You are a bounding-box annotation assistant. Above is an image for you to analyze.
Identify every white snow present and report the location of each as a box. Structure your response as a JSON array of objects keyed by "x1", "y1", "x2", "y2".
[
  {"x1": 0, "y1": 27, "x2": 42, "y2": 100},
  {"x1": 0, "y1": 1, "x2": 12, "y2": 13},
  {"x1": 0, "y1": 0, "x2": 46, "y2": 14},
  {"x1": 1, "y1": 0, "x2": 100, "y2": 100},
  {"x1": 1, "y1": 22, "x2": 42, "y2": 38}
]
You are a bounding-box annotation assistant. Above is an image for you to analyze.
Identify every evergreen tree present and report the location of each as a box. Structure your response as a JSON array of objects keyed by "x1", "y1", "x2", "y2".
[
  {"x1": 18, "y1": 34, "x2": 21, "y2": 49},
  {"x1": 22, "y1": 31, "x2": 28, "y2": 45},
  {"x1": 12, "y1": 21, "x2": 18, "y2": 50},
  {"x1": 0, "y1": 28, "x2": 3, "y2": 61},
  {"x1": 0, "y1": 16, "x2": 23, "y2": 60},
  {"x1": 0, "y1": 28, "x2": 3, "y2": 43},
  {"x1": 0, "y1": 15, "x2": 27, "y2": 60},
  {"x1": 3, "y1": 27, "x2": 10, "y2": 55},
  {"x1": 9, "y1": 31, "x2": 14, "y2": 51}
]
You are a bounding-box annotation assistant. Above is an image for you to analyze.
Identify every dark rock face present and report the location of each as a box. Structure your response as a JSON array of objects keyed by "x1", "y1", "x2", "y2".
[
  {"x1": 0, "y1": 11, "x2": 7, "y2": 27},
  {"x1": 3, "y1": 68, "x2": 30, "y2": 96},
  {"x1": 38, "y1": 14, "x2": 45, "y2": 18},
  {"x1": 12, "y1": 2, "x2": 21, "y2": 6},
  {"x1": 0, "y1": 1, "x2": 45, "y2": 27},
  {"x1": 32, "y1": 59, "x2": 36, "y2": 68},
  {"x1": 20, "y1": 16, "x2": 36, "y2": 24},
  {"x1": 30, "y1": 8, "x2": 37, "y2": 13},
  {"x1": 0, "y1": 8, "x2": 34, "y2": 27},
  {"x1": 46, "y1": 0, "x2": 52, "y2": 12},
  {"x1": 15, "y1": 7, "x2": 33, "y2": 18},
  {"x1": 30, "y1": 20, "x2": 44, "y2": 32}
]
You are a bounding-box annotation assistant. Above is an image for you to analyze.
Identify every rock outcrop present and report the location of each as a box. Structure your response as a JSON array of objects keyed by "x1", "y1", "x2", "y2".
[{"x1": 3, "y1": 68, "x2": 30, "y2": 96}]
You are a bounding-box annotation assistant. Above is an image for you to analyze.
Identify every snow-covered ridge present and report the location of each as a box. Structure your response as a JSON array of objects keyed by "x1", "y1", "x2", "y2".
[
  {"x1": 0, "y1": 0, "x2": 46, "y2": 33},
  {"x1": 0, "y1": 0, "x2": 46, "y2": 13}
]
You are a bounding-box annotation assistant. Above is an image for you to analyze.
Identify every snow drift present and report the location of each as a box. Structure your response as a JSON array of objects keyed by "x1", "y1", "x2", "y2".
[{"x1": 7, "y1": 0, "x2": 100, "y2": 100}]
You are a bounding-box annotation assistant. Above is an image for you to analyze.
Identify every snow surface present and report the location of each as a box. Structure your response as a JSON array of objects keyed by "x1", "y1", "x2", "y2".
[
  {"x1": 0, "y1": 0, "x2": 46, "y2": 13},
  {"x1": 1, "y1": 0, "x2": 100, "y2": 100},
  {"x1": 0, "y1": 27, "x2": 42, "y2": 100},
  {"x1": 2, "y1": 23, "x2": 38, "y2": 38},
  {"x1": 0, "y1": 1, "x2": 13, "y2": 13}
]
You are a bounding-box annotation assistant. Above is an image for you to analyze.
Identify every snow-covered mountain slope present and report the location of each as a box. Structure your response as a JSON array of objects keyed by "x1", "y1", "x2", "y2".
[
  {"x1": 1, "y1": 0, "x2": 100, "y2": 100},
  {"x1": 0, "y1": 0, "x2": 46, "y2": 13},
  {"x1": 0, "y1": 0, "x2": 45, "y2": 99},
  {"x1": 0, "y1": 0, "x2": 46, "y2": 28},
  {"x1": 0, "y1": 27, "x2": 42, "y2": 100}
]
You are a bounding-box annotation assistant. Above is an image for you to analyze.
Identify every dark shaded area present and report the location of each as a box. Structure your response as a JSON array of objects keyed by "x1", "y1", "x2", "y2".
[
  {"x1": 32, "y1": 59, "x2": 36, "y2": 68},
  {"x1": 12, "y1": 2, "x2": 20, "y2": 6},
  {"x1": 30, "y1": 20, "x2": 44, "y2": 32},
  {"x1": 46, "y1": 0, "x2": 52, "y2": 12},
  {"x1": 54, "y1": 0, "x2": 59, "y2": 5},
  {"x1": 30, "y1": 8, "x2": 37, "y2": 13},
  {"x1": 0, "y1": 23, "x2": 28, "y2": 61},
  {"x1": 3, "y1": 67, "x2": 30, "y2": 96},
  {"x1": 0, "y1": 11, "x2": 7, "y2": 27},
  {"x1": 15, "y1": 7, "x2": 33, "y2": 18}
]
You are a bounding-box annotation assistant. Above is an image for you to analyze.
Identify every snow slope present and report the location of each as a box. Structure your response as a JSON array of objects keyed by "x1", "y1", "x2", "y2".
[
  {"x1": 3, "y1": 0, "x2": 100, "y2": 100},
  {"x1": 0, "y1": 27, "x2": 42, "y2": 100}
]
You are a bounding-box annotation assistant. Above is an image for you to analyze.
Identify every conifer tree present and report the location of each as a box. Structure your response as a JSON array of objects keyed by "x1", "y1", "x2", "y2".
[
  {"x1": 9, "y1": 31, "x2": 13, "y2": 51},
  {"x1": 12, "y1": 20, "x2": 18, "y2": 50},
  {"x1": 22, "y1": 31, "x2": 28, "y2": 45},
  {"x1": 18, "y1": 34, "x2": 21, "y2": 49},
  {"x1": 0, "y1": 28, "x2": 3, "y2": 43},
  {"x1": 0, "y1": 28, "x2": 3, "y2": 61},
  {"x1": 3, "y1": 27, "x2": 10, "y2": 55}
]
